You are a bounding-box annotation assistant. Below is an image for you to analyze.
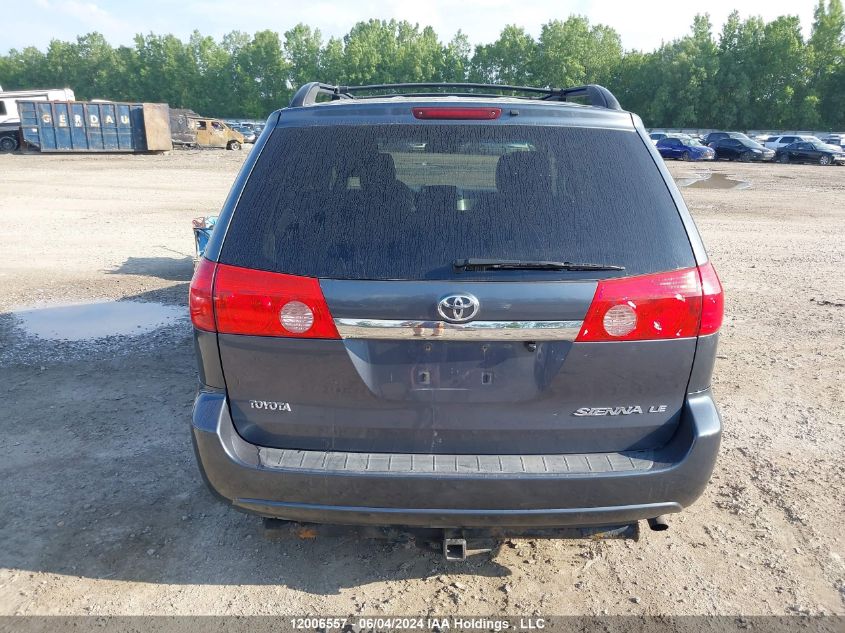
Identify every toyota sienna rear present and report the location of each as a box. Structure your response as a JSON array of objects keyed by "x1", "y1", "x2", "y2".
[{"x1": 189, "y1": 82, "x2": 724, "y2": 536}]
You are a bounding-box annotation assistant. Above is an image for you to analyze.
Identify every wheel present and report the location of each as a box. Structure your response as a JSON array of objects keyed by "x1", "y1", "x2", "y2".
[
  {"x1": 779, "y1": 153, "x2": 789, "y2": 164},
  {"x1": 681, "y1": 151, "x2": 690, "y2": 161},
  {"x1": 739, "y1": 151, "x2": 752, "y2": 162},
  {"x1": 227, "y1": 141, "x2": 241, "y2": 151},
  {"x1": 819, "y1": 154, "x2": 831, "y2": 166},
  {"x1": 0, "y1": 135, "x2": 18, "y2": 152}
]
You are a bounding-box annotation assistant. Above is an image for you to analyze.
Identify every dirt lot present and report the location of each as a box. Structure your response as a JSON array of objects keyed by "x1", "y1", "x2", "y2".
[{"x1": 0, "y1": 150, "x2": 843, "y2": 617}]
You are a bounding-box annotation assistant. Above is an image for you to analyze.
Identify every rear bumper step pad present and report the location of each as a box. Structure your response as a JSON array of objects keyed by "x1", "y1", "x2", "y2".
[{"x1": 257, "y1": 446, "x2": 653, "y2": 475}]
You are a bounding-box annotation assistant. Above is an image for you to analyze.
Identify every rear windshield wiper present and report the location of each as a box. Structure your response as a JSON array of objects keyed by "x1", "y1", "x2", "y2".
[{"x1": 453, "y1": 258, "x2": 625, "y2": 272}]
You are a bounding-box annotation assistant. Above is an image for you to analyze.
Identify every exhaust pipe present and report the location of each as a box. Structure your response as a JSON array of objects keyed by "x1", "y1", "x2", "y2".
[{"x1": 647, "y1": 515, "x2": 670, "y2": 531}]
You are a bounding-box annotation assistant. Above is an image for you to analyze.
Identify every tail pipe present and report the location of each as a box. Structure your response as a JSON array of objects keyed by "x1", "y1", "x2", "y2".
[{"x1": 647, "y1": 515, "x2": 670, "y2": 531}]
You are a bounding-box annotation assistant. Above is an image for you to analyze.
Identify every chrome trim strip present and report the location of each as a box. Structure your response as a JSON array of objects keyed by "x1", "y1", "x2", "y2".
[{"x1": 333, "y1": 318, "x2": 583, "y2": 341}]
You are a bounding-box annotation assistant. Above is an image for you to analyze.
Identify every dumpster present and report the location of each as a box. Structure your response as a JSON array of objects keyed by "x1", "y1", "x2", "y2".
[{"x1": 18, "y1": 101, "x2": 172, "y2": 152}]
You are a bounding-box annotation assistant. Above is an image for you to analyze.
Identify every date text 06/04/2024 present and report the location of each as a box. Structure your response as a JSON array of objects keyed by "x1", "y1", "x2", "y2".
[{"x1": 288, "y1": 617, "x2": 547, "y2": 631}]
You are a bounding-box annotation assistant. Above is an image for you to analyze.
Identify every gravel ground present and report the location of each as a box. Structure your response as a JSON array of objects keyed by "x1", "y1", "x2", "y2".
[{"x1": 0, "y1": 150, "x2": 842, "y2": 617}]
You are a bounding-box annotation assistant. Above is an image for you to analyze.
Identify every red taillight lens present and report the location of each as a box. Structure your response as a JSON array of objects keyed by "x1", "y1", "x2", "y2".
[
  {"x1": 697, "y1": 261, "x2": 724, "y2": 335},
  {"x1": 576, "y1": 267, "x2": 705, "y2": 342},
  {"x1": 189, "y1": 258, "x2": 217, "y2": 331},
  {"x1": 412, "y1": 107, "x2": 502, "y2": 120},
  {"x1": 212, "y1": 264, "x2": 339, "y2": 339}
]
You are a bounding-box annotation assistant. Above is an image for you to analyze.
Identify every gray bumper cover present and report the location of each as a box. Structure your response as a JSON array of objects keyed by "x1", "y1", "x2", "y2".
[{"x1": 191, "y1": 389, "x2": 720, "y2": 528}]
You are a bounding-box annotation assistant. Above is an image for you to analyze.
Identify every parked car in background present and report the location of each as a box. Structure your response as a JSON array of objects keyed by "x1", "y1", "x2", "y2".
[
  {"x1": 703, "y1": 131, "x2": 749, "y2": 146},
  {"x1": 656, "y1": 136, "x2": 715, "y2": 161},
  {"x1": 188, "y1": 81, "x2": 724, "y2": 554},
  {"x1": 233, "y1": 125, "x2": 257, "y2": 143},
  {"x1": 821, "y1": 134, "x2": 844, "y2": 149},
  {"x1": 649, "y1": 131, "x2": 703, "y2": 146},
  {"x1": 711, "y1": 137, "x2": 775, "y2": 162},
  {"x1": 763, "y1": 135, "x2": 820, "y2": 150},
  {"x1": 776, "y1": 141, "x2": 845, "y2": 165}
]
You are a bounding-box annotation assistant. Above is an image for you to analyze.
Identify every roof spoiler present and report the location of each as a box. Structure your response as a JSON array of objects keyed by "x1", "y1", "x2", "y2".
[{"x1": 288, "y1": 82, "x2": 622, "y2": 110}]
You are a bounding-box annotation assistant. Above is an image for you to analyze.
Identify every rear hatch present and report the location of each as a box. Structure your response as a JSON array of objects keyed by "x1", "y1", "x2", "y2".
[{"x1": 211, "y1": 108, "x2": 703, "y2": 455}]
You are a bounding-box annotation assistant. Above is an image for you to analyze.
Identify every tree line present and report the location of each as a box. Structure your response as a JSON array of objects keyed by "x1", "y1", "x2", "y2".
[{"x1": 1, "y1": 1, "x2": 843, "y2": 129}]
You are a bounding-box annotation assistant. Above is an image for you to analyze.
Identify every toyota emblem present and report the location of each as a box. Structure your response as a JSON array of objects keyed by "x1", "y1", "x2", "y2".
[{"x1": 437, "y1": 294, "x2": 480, "y2": 323}]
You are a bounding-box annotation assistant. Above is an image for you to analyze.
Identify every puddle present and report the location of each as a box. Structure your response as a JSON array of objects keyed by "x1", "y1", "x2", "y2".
[
  {"x1": 11, "y1": 300, "x2": 186, "y2": 341},
  {"x1": 676, "y1": 172, "x2": 751, "y2": 190}
]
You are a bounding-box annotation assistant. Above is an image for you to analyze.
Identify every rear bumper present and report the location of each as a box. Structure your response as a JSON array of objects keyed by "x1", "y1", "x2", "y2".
[{"x1": 191, "y1": 389, "x2": 721, "y2": 528}]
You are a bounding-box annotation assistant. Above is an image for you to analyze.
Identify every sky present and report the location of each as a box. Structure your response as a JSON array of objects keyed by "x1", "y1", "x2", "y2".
[{"x1": 0, "y1": 0, "x2": 819, "y2": 53}]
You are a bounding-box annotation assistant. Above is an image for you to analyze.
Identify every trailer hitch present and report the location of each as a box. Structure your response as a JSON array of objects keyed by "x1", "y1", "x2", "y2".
[{"x1": 443, "y1": 530, "x2": 467, "y2": 561}]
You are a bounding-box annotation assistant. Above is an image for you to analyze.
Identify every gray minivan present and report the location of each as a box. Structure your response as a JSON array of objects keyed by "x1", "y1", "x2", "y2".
[{"x1": 189, "y1": 82, "x2": 724, "y2": 547}]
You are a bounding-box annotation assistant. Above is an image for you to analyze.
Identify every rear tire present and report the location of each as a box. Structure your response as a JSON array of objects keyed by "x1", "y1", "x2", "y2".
[
  {"x1": 681, "y1": 151, "x2": 690, "y2": 161},
  {"x1": 227, "y1": 141, "x2": 241, "y2": 151},
  {"x1": 0, "y1": 135, "x2": 18, "y2": 153},
  {"x1": 819, "y1": 154, "x2": 831, "y2": 166}
]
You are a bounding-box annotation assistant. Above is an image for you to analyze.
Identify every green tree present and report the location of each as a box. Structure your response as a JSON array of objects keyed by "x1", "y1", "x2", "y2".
[
  {"x1": 318, "y1": 37, "x2": 346, "y2": 84},
  {"x1": 756, "y1": 16, "x2": 815, "y2": 128},
  {"x1": 608, "y1": 50, "x2": 658, "y2": 121},
  {"x1": 713, "y1": 12, "x2": 764, "y2": 128},
  {"x1": 393, "y1": 24, "x2": 443, "y2": 83},
  {"x1": 73, "y1": 33, "x2": 119, "y2": 99},
  {"x1": 441, "y1": 31, "x2": 471, "y2": 82},
  {"x1": 533, "y1": 16, "x2": 622, "y2": 88},
  {"x1": 2, "y1": 46, "x2": 50, "y2": 89},
  {"x1": 342, "y1": 19, "x2": 402, "y2": 84},
  {"x1": 237, "y1": 30, "x2": 290, "y2": 116},
  {"x1": 469, "y1": 25, "x2": 536, "y2": 84},
  {"x1": 662, "y1": 15, "x2": 719, "y2": 126},
  {"x1": 809, "y1": 0, "x2": 845, "y2": 128},
  {"x1": 131, "y1": 33, "x2": 197, "y2": 107},
  {"x1": 284, "y1": 24, "x2": 323, "y2": 89}
]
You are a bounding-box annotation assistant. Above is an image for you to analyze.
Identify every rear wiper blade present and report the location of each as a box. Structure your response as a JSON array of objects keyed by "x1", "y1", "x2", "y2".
[{"x1": 453, "y1": 258, "x2": 625, "y2": 272}]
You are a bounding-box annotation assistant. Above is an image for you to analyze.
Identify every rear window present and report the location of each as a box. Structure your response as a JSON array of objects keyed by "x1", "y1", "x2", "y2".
[{"x1": 221, "y1": 124, "x2": 695, "y2": 280}]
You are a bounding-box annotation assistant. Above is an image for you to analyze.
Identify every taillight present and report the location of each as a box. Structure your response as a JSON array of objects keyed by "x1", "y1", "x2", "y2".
[
  {"x1": 697, "y1": 261, "x2": 724, "y2": 335},
  {"x1": 412, "y1": 107, "x2": 502, "y2": 120},
  {"x1": 212, "y1": 264, "x2": 339, "y2": 339},
  {"x1": 576, "y1": 263, "x2": 723, "y2": 342},
  {"x1": 189, "y1": 258, "x2": 216, "y2": 331}
]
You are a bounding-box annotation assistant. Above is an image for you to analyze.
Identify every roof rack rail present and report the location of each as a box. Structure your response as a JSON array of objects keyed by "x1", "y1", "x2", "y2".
[
  {"x1": 288, "y1": 82, "x2": 354, "y2": 107},
  {"x1": 288, "y1": 82, "x2": 622, "y2": 110}
]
